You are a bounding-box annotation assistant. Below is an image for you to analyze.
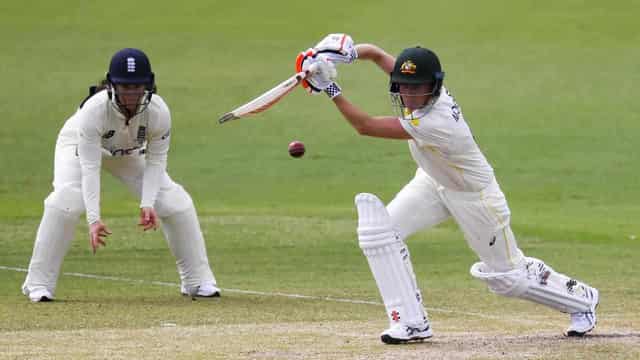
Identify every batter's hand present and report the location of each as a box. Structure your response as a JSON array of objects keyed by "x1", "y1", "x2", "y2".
[
  {"x1": 89, "y1": 220, "x2": 111, "y2": 254},
  {"x1": 314, "y1": 33, "x2": 357, "y2": 64},
  {"x1": 138, "y1": 207, "x2": 158, "y2": 231},
  {"x1": 296, "y1": 50, "x2": 338, "y2": 94}
]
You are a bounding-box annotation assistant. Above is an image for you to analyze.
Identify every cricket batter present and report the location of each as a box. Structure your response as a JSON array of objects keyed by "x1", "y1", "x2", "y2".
[
  {"x1": 22, "y1": 48, "x2": 220, "y2": 302},
  {"x1": 297, "y1": 34, "x2": 599, "y2": 344}
]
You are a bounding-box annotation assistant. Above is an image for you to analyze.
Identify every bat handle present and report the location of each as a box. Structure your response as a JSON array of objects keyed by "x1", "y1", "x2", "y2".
[
  {"x1": 295, "y1": 63, "x2": 319, "y2": 82},
  {"x1": 219, "y1": 112, "x2": 238, "y2": 124}
]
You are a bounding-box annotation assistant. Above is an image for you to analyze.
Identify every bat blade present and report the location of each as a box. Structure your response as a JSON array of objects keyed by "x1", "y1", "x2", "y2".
[{"x1": 218, "y1": 71, "x2": 306, "y2": 124}]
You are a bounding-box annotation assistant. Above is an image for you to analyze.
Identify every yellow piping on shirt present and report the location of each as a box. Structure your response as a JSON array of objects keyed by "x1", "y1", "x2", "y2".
[
  {"x1": 480, "y1": 191, "x2": 514, "y2": 266},
  {"x1": 422, "y1": 145, "x2": 465, "y2": 181}
]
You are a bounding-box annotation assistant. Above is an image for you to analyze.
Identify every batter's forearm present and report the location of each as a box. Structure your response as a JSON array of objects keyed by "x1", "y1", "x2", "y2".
[
  {"x1": 355, "y1": 44, "x2": 395, "y2": 73},
  {"x1": 331, "y1": 95, "x2": 412, "y2": 140},
  {"x1": 332, "y1": 95, "x2": 374, "y2": 135}
]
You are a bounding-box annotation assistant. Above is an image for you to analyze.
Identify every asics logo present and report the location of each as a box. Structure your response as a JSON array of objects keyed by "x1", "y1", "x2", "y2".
[{"x1": 405, "y1": 324, "x2": 430, "y2": 336}]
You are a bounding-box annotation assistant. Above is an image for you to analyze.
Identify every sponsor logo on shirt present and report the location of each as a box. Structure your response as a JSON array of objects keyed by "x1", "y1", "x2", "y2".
[
  {"x1": 102, "y1": 130, "x2": 115, "y2": 139},
  {"x1": 110, "y1": 145, "x2": 143, "y2": 156}
]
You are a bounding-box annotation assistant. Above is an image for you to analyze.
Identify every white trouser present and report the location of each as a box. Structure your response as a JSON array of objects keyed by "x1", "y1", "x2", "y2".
[
  {"x1": 22, "y1": 143, "x2": 216, "y2": 297},
  {"x1": 388, "y1": 168, "x2": 524, "y2": 272},
  {"x1": 387, "y1": 168, "x2": 597, "y2": 314}
]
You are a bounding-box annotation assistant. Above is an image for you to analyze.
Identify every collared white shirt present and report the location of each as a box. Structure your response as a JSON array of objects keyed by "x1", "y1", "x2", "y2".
[
  {"x1": 58, "y1": 90, "x2": 171, "y2": 224},
  {"x1": 398, "y1": 87, "x2": 494, "y2": 192}
]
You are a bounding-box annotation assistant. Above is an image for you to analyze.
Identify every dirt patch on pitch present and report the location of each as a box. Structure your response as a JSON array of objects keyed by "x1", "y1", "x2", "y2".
[{"x1": 1, "y1": 321, "x2": 639, "y2": 360}]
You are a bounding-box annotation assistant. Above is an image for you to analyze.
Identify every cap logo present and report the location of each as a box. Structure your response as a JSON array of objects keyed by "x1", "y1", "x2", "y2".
[
  {"x1": 400, "y1": 60, "x2": 416, "y2": 75},
  {"x1": 127, "y1": 57, "x2": 136, "y2": 72}
]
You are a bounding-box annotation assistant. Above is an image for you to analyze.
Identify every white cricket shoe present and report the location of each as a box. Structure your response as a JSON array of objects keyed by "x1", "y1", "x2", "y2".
[
  {"x1": 380, "y1": 322, "x2": 433, "y2": 344},
  {"x1": 181, "y1": 283, "x2": 221, "y2": 298},
  {"x1": 565, "y1": 287, "x2": 599, "y2": 337},
  {"x1": 27, "y1": 288, "x2": 54, "y2": 302}
]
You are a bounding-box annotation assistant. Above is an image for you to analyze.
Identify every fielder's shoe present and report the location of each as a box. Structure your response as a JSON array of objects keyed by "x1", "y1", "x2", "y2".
[
  {"x1": 27, "y1": 288, "x2": 54, "y2": 302},
  {"x1": 565, "y1": 287, "x2": 599, "y2": 337},
  {"x1": 380, "y1": 322, "x2": 433, "y2": 344},
  {"x1": 181, "y1": 283, "x2": 221, "y2": 298}
]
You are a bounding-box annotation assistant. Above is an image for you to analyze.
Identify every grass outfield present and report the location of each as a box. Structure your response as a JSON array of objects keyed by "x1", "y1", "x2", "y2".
[{"x1": 1, "y1": 0, "x2": 639, "y2": 358}]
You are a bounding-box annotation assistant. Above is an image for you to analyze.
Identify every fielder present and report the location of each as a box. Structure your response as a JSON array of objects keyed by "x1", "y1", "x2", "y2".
[
  {"x1": 22, "y1": 48, "x2": 220, "y2": 302},
  {"x1": 297, "y1": 34, "x2": 599, "y2": 344}
]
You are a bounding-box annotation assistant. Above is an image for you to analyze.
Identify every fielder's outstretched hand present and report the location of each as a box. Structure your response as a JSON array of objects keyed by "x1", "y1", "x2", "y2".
[
  {"x1": 138, "y1": 206, "x2": 158, "y2": 231},
  {"x1": 89, "y1": 220, "x2": 111, "y2": 254}
]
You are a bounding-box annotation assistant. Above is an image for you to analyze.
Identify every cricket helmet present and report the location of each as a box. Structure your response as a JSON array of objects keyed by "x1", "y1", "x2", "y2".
[
  {"x1": 106, "y1": 48, "x2": 155, "y2": 117},
  {"x1": 390, "y1": 46, "x2": 444, "y2": 96},
  {"x1": 107, "y1": 48, "x2": 155, "y2": 87}
]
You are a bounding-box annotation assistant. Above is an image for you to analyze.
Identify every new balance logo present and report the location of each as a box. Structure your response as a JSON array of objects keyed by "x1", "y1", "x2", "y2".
[
  {"x1": 102, "y1": 130, "x2": 115, "y2": 139},
  {"x1": 127, "y1": 57, "x2": 136, "y2": 72}
]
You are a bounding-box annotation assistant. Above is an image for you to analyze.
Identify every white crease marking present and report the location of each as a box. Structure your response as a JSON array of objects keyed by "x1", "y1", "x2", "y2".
[{"x1": 1, "y1": 265, "x2": 549, "y2": 325}]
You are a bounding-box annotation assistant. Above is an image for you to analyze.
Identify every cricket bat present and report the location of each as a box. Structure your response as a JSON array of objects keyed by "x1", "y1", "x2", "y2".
[{"x1": 218, "y1": 63, "x2": 318, "y2": 124}]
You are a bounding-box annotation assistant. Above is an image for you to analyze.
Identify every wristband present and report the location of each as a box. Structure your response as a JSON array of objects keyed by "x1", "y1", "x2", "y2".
[{"x1": 324, "y1": 82, "x2": 342, "y2": 99}]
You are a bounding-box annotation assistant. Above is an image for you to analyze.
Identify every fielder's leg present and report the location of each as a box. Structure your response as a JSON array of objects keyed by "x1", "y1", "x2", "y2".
[
  {"x1": 355, "y1": 193, "x2": 432, "y2": 344},
  {"x1": 155, "y1": 182, "x2": 219, "y2": 297},
  {"x1": 104, "y1": 158, "x2": 219, "y2": 297},
  {"x1": 22, "y1": 186, "x2": 84, "y2": 302}
]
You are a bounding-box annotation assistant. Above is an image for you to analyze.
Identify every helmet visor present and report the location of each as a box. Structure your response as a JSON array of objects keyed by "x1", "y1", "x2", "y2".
[{"x1": 110, "y1": 84, "x2": 152, "y2": 117}]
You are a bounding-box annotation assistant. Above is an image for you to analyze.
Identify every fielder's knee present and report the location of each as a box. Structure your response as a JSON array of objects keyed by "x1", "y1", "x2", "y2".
[
  {"x1": 155, "y1": 183, "x2": 194, "y2": 218},
  {"x1": 43, "y1": 185, "x2": 85, "y2": 217}
]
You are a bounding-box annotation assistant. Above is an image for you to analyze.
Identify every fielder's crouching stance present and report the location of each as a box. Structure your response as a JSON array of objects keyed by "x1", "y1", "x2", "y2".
[
  {"x1": 22, "y1": 48, "x2": 219, "y2": 302},
  {"x1": 298, "y1": 34, "x2": 599, "y2": 344}
]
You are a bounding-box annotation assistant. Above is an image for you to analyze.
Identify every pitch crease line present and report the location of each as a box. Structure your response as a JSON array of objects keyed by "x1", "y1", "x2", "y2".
[{"x1": 1, "y1": 265, "x2": 544, "y2": 325}]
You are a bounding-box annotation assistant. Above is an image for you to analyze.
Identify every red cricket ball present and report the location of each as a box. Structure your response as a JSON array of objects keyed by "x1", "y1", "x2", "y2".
[{"x1": 288, "y1": 140, "x2": 305, "y2": 158}]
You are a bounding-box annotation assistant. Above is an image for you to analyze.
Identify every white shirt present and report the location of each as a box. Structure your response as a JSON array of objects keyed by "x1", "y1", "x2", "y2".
[
  {"x1": 58, "y1": 90, "x2": 171, "y2": 224},
  {"x1": 398, "y1": 87, "x2": 494, "y2": 192}
]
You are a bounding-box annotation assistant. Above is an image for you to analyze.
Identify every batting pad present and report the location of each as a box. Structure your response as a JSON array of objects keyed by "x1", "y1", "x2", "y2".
[
  {"x1": 355, "y1": 193, "x2": 427, "y2": 326},
  {"x1": 470, "y1": 258, "x2": 594, "y2": 314}
]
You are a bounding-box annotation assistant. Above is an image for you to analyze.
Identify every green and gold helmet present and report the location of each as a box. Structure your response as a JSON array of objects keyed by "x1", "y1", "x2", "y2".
[{"x1": 390, "y1": 46, "x2": 444, "y2": 96}]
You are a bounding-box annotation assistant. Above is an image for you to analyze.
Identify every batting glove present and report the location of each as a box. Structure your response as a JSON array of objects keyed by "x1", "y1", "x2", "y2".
[
  {"x1": 314, "y1": 33, "x2": 358, "y2": 64},
  {"x1": 295, "y1": 49, "x2": 338, "y2": 95}
]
